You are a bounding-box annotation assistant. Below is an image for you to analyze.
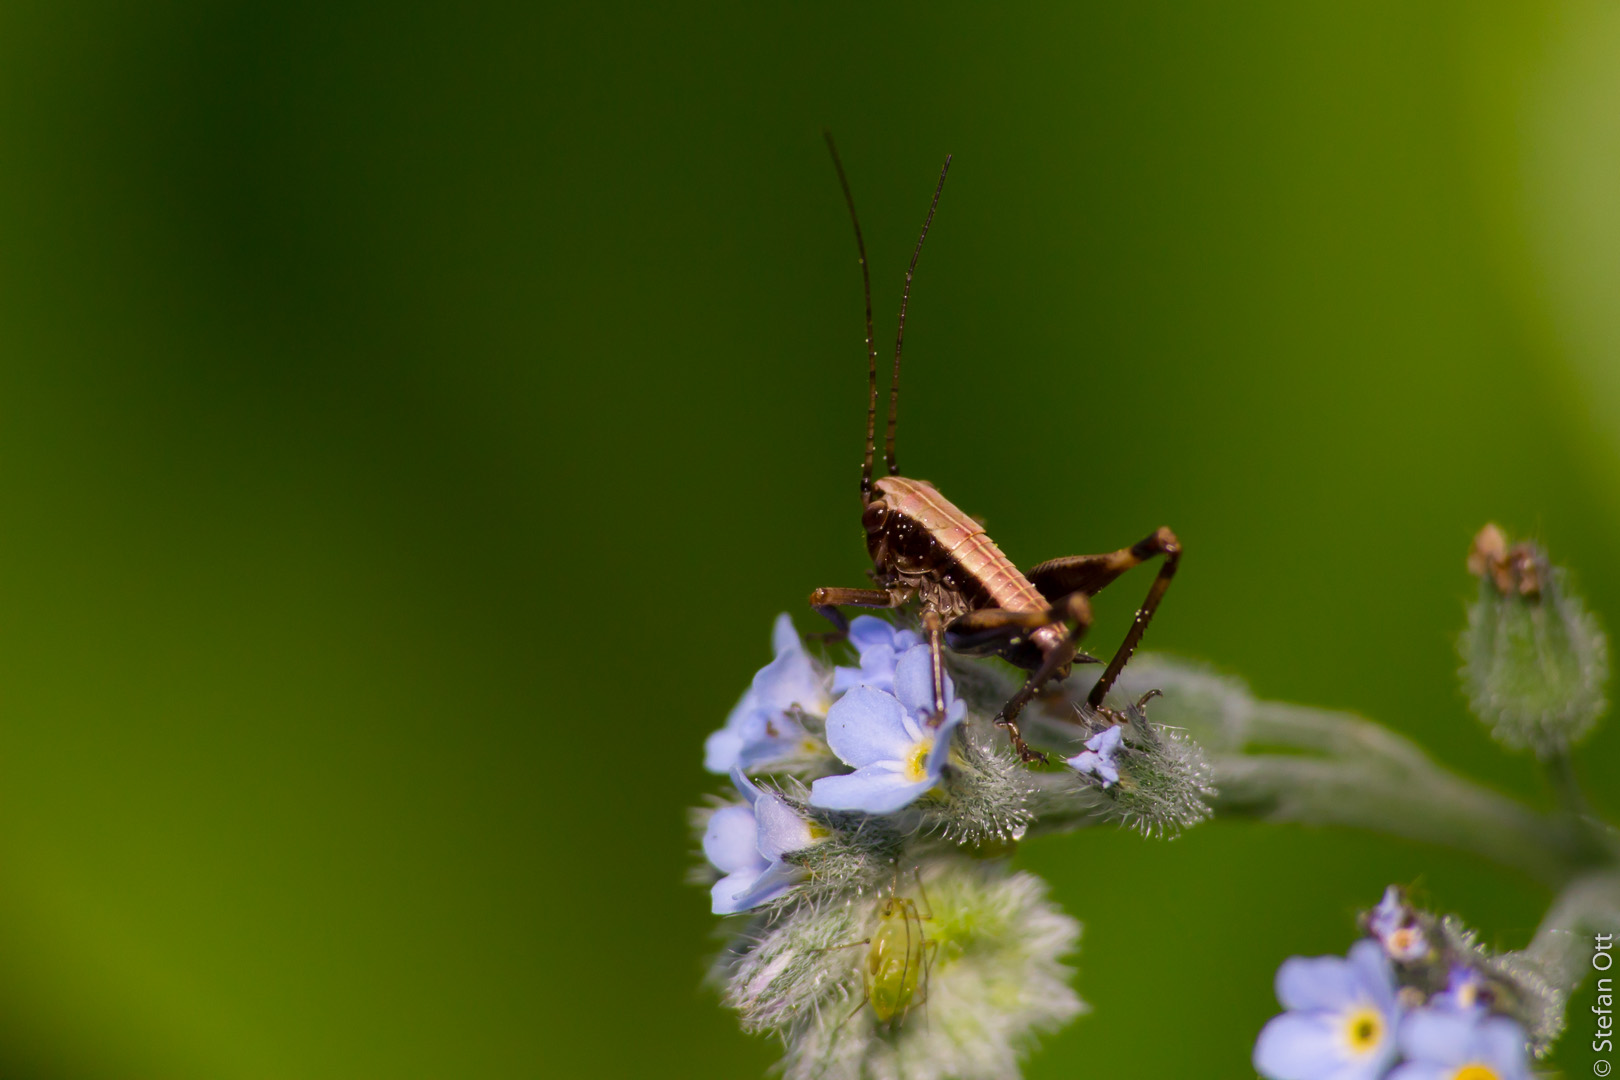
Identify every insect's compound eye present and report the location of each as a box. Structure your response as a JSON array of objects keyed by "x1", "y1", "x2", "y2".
[{"x1": 861, "y1": 501, "x2": 888, "y2": 533}]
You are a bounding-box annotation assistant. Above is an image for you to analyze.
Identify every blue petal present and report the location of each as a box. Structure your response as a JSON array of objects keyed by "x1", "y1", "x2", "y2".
[
  {"x1": 1384, "y1": 1066, "x2": 1446, "y2": 1080},
  {"x1": 1345, "y1": 939, "x2": 1399, "y2": 1011},
  {"x1": 824, "y1": 686, "x2": 914, "y2": 767},
  {"x1": 733, "y1": 710, "x2": 812, "y2": 770},
  {"x1": 848, "y1": 615, "x2": 899, "y2": 653},
  {"x1": 1399, "y1": 1009, "x2": 1529, "y2": 1078},
  {"x1": 703, "y1": 805, "x2": 765, "y2": 875},
  {"x1": 1368, "y1": 886, "x2": 1405, "y2": 939},
  {"x1": 893, "y1": 644, "x2": 954, "y2": 719},
  {"x1": 711, "y1": 867, "x2": 768, "y2": 914},
  {"x1": 810, "y1": 766, "x2": 934, "y2": 814},
  {"x1": 1253, "y1": 1011, "x2": 1343, "y2": 1079},
  {"x1": 832, "y1": 644, "x2": 898, "y2": 695},
  {"x1": 727, "y1": 859, "x2": 805, "y2": 911},
  {"x1": 729, "y1": 766, "x2": 763, "y2": 807},
  {"x1": 753, "y1": 789, "x2": 815, "y2": 861},
  {"x1": 1086, "y1": 725, "x2": 1123, "y2": 756},
  {"x1": 1397, "y1": 1008, "x2": 1473, "y2": 1062},
  {"x1": 1276, "y1": 953, "x2": 1362, "y2": 1011},
  {"x1": 704, "y1": 726, "x2": 745, "y2": 774},
  {"x1": 924, "y1": 709, "x2": 965, "y2": 777},
  {"x1": 1476, "y1": 1016, "x2": 1532, "y2": 1080},
  {"x1": 1068, "y1": 749, "x2": 1119, "y2": 785},
  {"x1": 751, "y1": 643, "x2": 830, "y2": 717},
  {"x1": 770, "y1": 612, "x2": 800, "y2": 655}
]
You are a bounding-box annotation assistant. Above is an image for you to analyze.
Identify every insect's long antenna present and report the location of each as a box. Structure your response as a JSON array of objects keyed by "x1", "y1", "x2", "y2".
[
  {"x1": 823, "y1": 131, "x2": 880, "y2": 506},
  {"x1": 886, "y1": 154, "x2": 951, "y2": 476}
]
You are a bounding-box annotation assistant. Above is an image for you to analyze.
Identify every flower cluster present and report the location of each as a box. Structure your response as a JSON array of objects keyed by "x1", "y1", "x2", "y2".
[
  {"x1": 1254, "y1": 888, "x2": 1545, "y2": 1080},
  {"x1": 692, "y1": 612, "x2": 1215, "y2": 1080}
]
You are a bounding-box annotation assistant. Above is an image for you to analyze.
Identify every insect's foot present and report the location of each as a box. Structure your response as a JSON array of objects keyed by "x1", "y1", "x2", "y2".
[{"x1": 994, "y1": 716, "x2": 1048, "y2": 765}]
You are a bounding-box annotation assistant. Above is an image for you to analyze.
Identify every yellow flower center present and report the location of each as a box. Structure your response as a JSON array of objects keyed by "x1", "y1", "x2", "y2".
[
  {"x1": 1389, "y1": 928, "x2": 1421, "y2": 956},
  {"x1": 905, "y1": 738, "x2": 934, "y2": 782},
  {"x1": 1450, "y1": 1066, "x2": 1499, "y2": 1080},
  {"x1": 1341, "y1": 1007, "x2": 1384, "y2": 1056}
]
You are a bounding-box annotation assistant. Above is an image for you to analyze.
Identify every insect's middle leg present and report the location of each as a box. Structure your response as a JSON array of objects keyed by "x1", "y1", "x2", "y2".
[{"x1": 944, "y1": 592, "x2": 1094, "y2": 762}]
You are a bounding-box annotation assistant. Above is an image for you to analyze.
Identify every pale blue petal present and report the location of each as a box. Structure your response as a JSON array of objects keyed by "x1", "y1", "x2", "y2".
[
  {"x1": 1069, "y1": 724, "x2": 1125, "y2": 784},
  {"x1": 893, "y1": 644, "x2": 955, "y2": 717},
  {"x1": 752, "y1": 644, "x2": 830, "y2": 717},
  {"x1": 711, "y1": 867, "x2": 768, "y2": 914},
  {"x1": 1068, "y1": 749, "x2": 1119, "y2": 786},
  {"x1": 703, "y1": 805, "x2": 765, "y2": 875},
  {"x1": 1087, "y1": 725, "x2": 1124, "y2": 755},
  {"x1": 1253, "y1": 1011, "x2": 1342, "y2": 1079},
  {"x1": 1368, "y1": 886, "x2": 1405, "y2": 939},
  {"x1": 848, "y1": 615, "x2": 899, "y2": 653},
  {"x1": 833, "y1": 644, "x2": 899, "y2": 694},
  {"x1": 832, "y1": 645, "x2": 890, "y2": 694},
  {"x1": 754, "y1": 790, "x2": 815, "y2": 861},
  {"x1": 824, "y1": 687, "x2": 914, "y2": 767},
  {"x1": 770, "y1": 612, "x2": 800, "y2": 655},
  {"x1": 1397, "y1": 1009, "x2": 1473, "y2": 1063},
  {"x1": 809, "y1": 767, "x2": 934, "y2": 814},
  {"x1": 704, "y1": 727, "x2": 745, "y2": 774},
  {"x1": 729, "y1": 767, "x2": 763, "y2": 808},
  {"x1": 924, "y1": 710, "x2": 964, "y2": 777},
  {"x1": 1276, "y1": 954, "x2": 1361, "y2": 1011},
  {"x1": 728, "y1": 860, "x2": 805, "y2": 910},
  {"x1": 1323, "y1": 1055, "x2": 1395, "y2": 1080},
  {"x1": 1476, "y1": 1016, "x2": 1532, "y2": 1080},
  {"x1": 1346, "y1": 939, "x2": 1398, "y2": 1010},
  {"x1": 724, "y1": 686, "x2": 760, "y2": 732},
  {"x1": 734, "y1": 711, "x2": 812, "y2": 770},
  {"x1": 1384, "y1": 1066, "x2": 1446, "y2": 1080}
]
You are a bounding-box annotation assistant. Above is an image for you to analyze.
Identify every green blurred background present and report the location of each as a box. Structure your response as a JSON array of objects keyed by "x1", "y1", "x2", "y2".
[{"x1": 0, "y1": 2, "x2": 1617, "y2": 1077}]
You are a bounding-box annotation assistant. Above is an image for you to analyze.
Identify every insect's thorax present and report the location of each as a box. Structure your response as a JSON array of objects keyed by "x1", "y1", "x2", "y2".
[{"x1": 865, "y1": 476, "x2": 1048, "y2": 619}]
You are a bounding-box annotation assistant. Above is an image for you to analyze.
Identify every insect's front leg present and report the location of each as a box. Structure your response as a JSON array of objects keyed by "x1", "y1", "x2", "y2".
[
  {"x1": 921, "y1": 610, "x2": 947, "y2": 722},
  {"x1": 1026, "y1": 526, "x2": 1181, "y2": 708},
  {"x1": 807, "y1": 586, "x2": 899, "y2": 633}
]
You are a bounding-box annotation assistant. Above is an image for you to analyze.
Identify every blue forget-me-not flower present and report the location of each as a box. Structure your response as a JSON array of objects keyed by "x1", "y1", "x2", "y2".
[
  {"x1": 1253, "y1": 939, "x2": 1402, "y2": 1080},
  {"x1": 703, "y1": 768, "x2": 819, "y2": 914},
  {"x1": 831, "y1": 615, "x2": 922, "y2": 695},
  {"x1": 706, "y1": 614, "x2": 833, "y2": 774},
  {"x1": 1429, "y1": 966, "x2": 1488, "y2": 1014},
  {"x1": 1367, "y1": 886, "x2": 1429, "y2": 963},
  {"x1": 1388, "y1": 1008, "x2": 1531, "y2": 1080},
  {"x1": 809, "y1": 643, "x2": 966, "y2": 814},
  {"x1": 1067, "y1": 725, "x2": 1124, "y2": 787}
]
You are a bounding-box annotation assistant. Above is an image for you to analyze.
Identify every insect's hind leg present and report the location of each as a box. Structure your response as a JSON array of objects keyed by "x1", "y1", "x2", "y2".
[{"x1": 1025, "y1": 527, "x2": 1182, "y2": 708}]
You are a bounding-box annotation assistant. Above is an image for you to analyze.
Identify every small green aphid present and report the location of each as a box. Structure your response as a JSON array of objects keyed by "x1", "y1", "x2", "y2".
[{"x1": 826, "y1": 871, "x2": 938, "y2": 1028}]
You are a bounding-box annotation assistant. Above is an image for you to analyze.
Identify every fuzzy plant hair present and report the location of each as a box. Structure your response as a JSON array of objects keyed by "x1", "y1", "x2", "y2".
[{"x1": 693, "y1": 613, "x2": 1213, "y2": 1078}]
